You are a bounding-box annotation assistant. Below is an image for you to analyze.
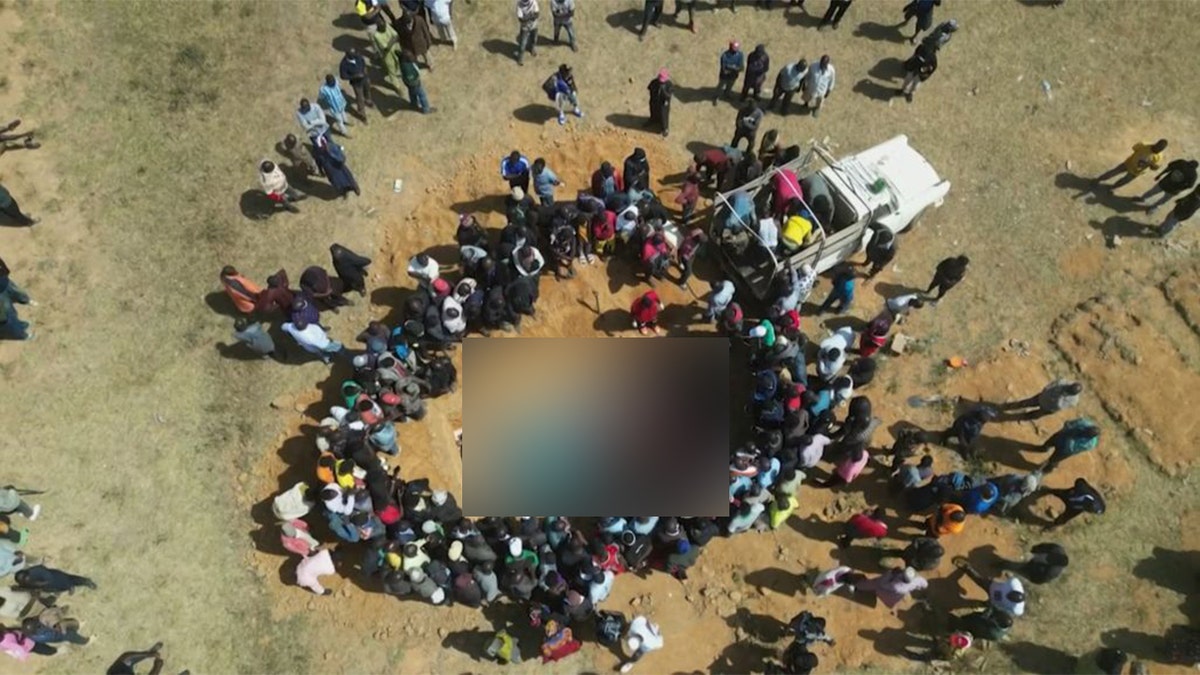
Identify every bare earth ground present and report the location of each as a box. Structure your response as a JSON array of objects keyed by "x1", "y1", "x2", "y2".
[{"x1": 1, "y1": 0, "x2": 1198, "y2": 673}]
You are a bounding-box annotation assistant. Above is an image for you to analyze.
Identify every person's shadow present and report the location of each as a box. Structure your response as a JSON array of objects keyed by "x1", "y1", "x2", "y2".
[
  {"x1": 441, "y1": 628, "x2": 493, "y2": 662},
  {"x1": 853, "y1": 21, "x2": 908, "y2": 44},
  {"x1": 1054, "y1": 172, "x2": 1144, "y2": 213},
  {"x1": 853, "y1": 79, "x2": 899, "y2": 103},
  {"x1": 1087, "y1": 216, "x2": 1157, "y2": 242}
]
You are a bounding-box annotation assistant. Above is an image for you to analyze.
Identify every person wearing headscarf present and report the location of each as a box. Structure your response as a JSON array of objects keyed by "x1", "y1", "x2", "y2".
[
  {"x1": 329, "y1": 244, "x2": 372, "y2": 296},
  {"x1": 311, "y1": 134, "x2": 360, "y2": 198},
  {"x1": 257, "y1": 160, "x2": 307, "y2": 212}
]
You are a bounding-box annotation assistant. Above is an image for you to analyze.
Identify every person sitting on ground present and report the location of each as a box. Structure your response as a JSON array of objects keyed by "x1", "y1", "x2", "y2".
[
  {"x1": 788, "y1": 610, "x2": 835, "y2": 647},
  {"x1": 837, "y1": 507, "x2": 888, "y2": 549},
  {"x1": 996, "y1": 542, "x2": 1069, "y2": 584}
]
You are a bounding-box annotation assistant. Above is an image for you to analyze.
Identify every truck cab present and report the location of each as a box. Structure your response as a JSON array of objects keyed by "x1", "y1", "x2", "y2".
[{"x1": 708, "y1": 135, "x2": 950, "y2": 301}]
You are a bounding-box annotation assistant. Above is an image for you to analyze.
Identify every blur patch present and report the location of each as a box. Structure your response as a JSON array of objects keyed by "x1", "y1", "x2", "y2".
[{"x1": 463, "y1": 338, "x2": 729, "y2": 517}]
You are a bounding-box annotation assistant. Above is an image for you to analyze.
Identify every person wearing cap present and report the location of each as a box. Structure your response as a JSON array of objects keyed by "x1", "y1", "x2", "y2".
[
  {"x1": 550, "y1": 0, "x2": 577, "y2": 51},
  {"x1": 646, "y1": 68, "x2": 673, "y2": 137},
  {"x1": 282, "y1": 319, "x2": 343, "y2": 364},
  {"x1": 714, "y1": 41, "x2": 746, "y2": 105},
  {"x1": 501, "y1": 150, "x2": 532, "y2": 192},
  {"x1": 409, "y1": 567, "x2": 447, "y2": 604},
  {"x1": 619, "y1": 615, "x2": 664, "y2": 673},
  {"x1": 818, "y1": 0, "x2": 853, "y2": 30},
  {"x1": 515, "y1": 0, "x2": 541, "y2": 65},
  {"x1": 801, "y1": 55, "x2": 835, "y2": 117}
]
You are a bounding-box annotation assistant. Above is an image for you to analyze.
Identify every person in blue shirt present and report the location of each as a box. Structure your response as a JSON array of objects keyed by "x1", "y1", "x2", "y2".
[
  {"x1": 818, "y1": 264, "x2": 856, "y2": 314},
  {"x1": 532, "y1": 158, "x2": 562, "y2": 206},
  {"x1": 1039, "y1": 418, "x2": 1100, "y2": 473},
  {"x1": 552, "y1": 65, "x2": 583, "y2": 125},
  {"x1": 318, "y1": 73, "x2": 352, "y2": 137},
  {"x1": 955, "y1": 482, "x2": 999, "y2": 515},
  {"x1": 713, "y1": 41, "x2": 745, "y2": 105},
  {"x1": 501, "y1": 150, "x2": 532, "y2": 193}
]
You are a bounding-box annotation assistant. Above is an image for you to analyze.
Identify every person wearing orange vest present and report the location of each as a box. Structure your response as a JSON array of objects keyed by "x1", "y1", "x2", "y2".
[
  {"x1": 220, "y1": 266, "x2": 261, "y2": 314},
  {"x1": 927, "y1": 502, "x2": 965, "y2": 537}
]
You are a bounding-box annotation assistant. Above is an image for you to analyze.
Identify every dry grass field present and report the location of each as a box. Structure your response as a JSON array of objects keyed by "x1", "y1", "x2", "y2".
[{"x1": 0, "y1": 0, "x2": 1197, "y2": 673}]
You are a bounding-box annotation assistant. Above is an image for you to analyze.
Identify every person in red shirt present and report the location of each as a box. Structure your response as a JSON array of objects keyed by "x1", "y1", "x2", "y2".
[
  {"x1": 693, "y1": 149, "x2": 733, "y2": 190},
  {"x1": 674, "y1": 173, "x2": 701, "y2": 226},
  {"x1": 674, "y1": 228, "x2": 706, "y2": 287},
  {"x1": 630, "y1": 290, "x2": 664, "y2": 335},
  {"x1": 641, "y1": 232, "x2": 671, "y2": 283},
  {"x1": 837, "y1": 506, "x2": 888, "y2": 548},
  {"x1": 591, "y1": 210, "x2": 617, "y2": 258}
]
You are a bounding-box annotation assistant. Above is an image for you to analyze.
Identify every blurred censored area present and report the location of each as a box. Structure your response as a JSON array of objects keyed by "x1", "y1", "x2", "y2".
[{"x1": 463, "y1": 338, "x2": 729, "y2": 517}]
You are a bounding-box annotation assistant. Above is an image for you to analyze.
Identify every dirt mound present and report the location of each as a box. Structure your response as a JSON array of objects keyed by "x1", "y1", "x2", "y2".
[{"x1": 1051, "y1": 282, "x2": 1200, "y2": 476}]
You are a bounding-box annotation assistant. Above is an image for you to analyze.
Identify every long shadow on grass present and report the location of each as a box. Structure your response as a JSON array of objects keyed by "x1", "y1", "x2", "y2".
[
  {"x1": 853, "y1": 78, "x2": 899, "y2": 103},
  {"x1": 1000, "y1": 640, "x2": 1076, "y2": 674},
  {"x1": 1054, "y1": 172, "x2": 1145, "y2": 213},
  {"x1": 1133, "y1": 547, "x2": 1200, "y2": 596},
  {"x1": 513, "y1": 103, "x2": 556, "y2": 125},
  {"x1": 853, "y1": 21, "x2": 908, "y2": 44},
  {"x1": 1088, "y1": 216, "x2": 1157, "y2": 241}
]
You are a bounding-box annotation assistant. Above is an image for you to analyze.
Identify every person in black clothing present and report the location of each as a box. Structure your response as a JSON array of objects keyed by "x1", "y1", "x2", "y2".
[
  {"x1": 939, "y1": 405, "x2": 997, "y2": 459},
  {"x1": 338, "y1": 48, "x2": 373, "y2": 121},
  {"x1": 638, "y1": 0, "x2": 664, "y2": 40},
  {"x1": 996, "y1": 542, "x2": 1069, "y2": 584},
  {"x1": 1135, "y1": 158, "x2": 1199, "y2": 214},
  {"x1": 925, "y1": 254, "x2": 969, "y2": 300},
  {"x1": 742, "y1": 45, "x2": 770, "y2": 101},
  {"x1": 863, "y1": 226, "x2": 897, "y2": 277},
  {"x1": 1159, "y1": 185, "x2": 1200, "y2": 238},
  {"x1": 731, "y1": 100, "x2": 764, "y2": 152},
  {"x1": 898, "y1": 41, "x2": 938, "y2": 103},
  {"x1": 504, "y1": 275, "x2": 539, "y2": 329},
  {"x1": 623, "y1": 148, "x2": 651, "y2": 193},
  {"x1": 779, "y1": 640, "x2": 819, "y2": 675},
  {"x1": 646, "y1": 69, "x2": 673, "y2": 137},
  {"x1": 106, "y1": 642, "x2": 169, "y2": 675},
  {"x1": 329, "y1": 243, "x2": 372, "y2": 296},
  {"x1": 952, "y1": 607, "x2": 1013, "y2": 642},
  {"x1": 1042, "y1": 478, "x2": 1105, "y2": 530},
  {"x1": 881, "y1": 536, "x2": 944, "y2": 572},
  {"x1": 818, "y1": 0, "x2": 853, "y2": 30}
]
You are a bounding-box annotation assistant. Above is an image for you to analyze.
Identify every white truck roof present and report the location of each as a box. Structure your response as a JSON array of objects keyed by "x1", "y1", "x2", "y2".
[{"x1": 820, "y1": 134, "x2": 946, "y2": 222}]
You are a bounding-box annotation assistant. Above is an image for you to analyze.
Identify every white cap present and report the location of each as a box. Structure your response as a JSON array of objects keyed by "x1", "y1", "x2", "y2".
[
  {"x1": 509, "y1": 538, "x2": 523, "y2": 557},
  {"x1": 431, "y1": 490, "x2": 448, "y2": 506},
  {"x1": 421, "y1": 520, "x2": 439, "y2": 534},
  {"x1": 749, "y1": 325, "x2": 768, "y2": 338}
]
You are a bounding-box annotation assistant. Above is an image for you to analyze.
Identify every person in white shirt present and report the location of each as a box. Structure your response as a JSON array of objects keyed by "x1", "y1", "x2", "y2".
[
  {"x1": 817, "y1": 326, "x2": 854, "y2": 380},
  {"x1": 514, "y1": 245, "x2": 545, "y2": 276},
  {"x1": 802, "y1": 55, "x2": 836, "y2": 118},
  {"x1": 620, "y1": 615, "x2": 664, "y2": 672},
  {"x1": 954, "y1": 557, "x2": 1026, "y2": 617},
  {"x1": 425, "y1": 0, "x2": 457, "y2": 49},
  {"x1": 295, "y1": 98, "x2": 329, "y2": 140},
  {"x1": 282, "y1": 320, "x2": 343, "y2": 364},
  {"x1": 407, "y1": 253, "x2": 440, "y2": 285},
  {"x1": 885, "y1": 293, "x2": 925, "y2": 324}
]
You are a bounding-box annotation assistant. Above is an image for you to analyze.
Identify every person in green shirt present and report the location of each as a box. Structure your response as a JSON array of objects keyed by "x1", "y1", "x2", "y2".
[
  {"x1": 0, "y1": 183, "x2": 37, "y2": 227},
  {"x1": 399, "y1": 51, "x2": 434, "y2": 114},
  {"x1": 368, "y1": 21, "x2": 403, "y2": 92}
]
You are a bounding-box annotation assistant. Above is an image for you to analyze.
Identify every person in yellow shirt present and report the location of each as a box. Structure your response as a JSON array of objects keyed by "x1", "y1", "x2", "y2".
[{"x1": 1091, "y1": 138, "x2": 1167, "y2": 192}]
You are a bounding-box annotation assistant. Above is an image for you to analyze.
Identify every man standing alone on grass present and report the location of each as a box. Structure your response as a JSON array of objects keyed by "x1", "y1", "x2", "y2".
[
  {"x1": 802, "y1": 55, "x2": 835, "y2": 118},
  {"x1": 714, "y1": 42, "x2": 745, "y2": 105},
  {"x1": 1003, "y1": 379, "x2": 1081, "y2": 419},
  {"x1": 1090, "y1": 139, "x2": 1167, "y2": 193},
  {"x1": 646, "y1": 68, "x2": 673, "y2": 137},
  {"x1": 0, "y1": 183, "x2": 36, "y2": 227},
  {"x1": 898, "y1": 40, "x2": 937, "y2": 103},
  {"x1": 818, "y1": 0, "x2": 853, "y2": 30},
  {"x1": 339, "y1": 48, "x2": 374, "y2": 122},
  {"x1": 1159, "y1": 185, "x2": 1200, "y2": 237},
  {"x1": 1135, "y1": 159, "x2": 1198, "y2": 214},
  {"x1": 925, "y1": 254, "x2": 968, "y2": 301},
  {"x1": 0, "y1": 259, "x2": 34, "y2": 341}
]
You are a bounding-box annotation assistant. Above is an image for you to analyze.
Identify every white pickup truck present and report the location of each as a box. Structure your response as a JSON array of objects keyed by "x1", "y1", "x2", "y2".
[{"x1": 708, "y1": 135, "x2": 951, "y2": 301}]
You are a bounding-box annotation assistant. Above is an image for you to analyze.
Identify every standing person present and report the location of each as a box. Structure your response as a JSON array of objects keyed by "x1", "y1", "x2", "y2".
[
  {"x1": 862, "y1": 227, "x2": 897, "y2": 277},
  {"x1": 1038, "y1": 418, "x2": 1100, "y2": 473},
  {"x1": 219, "y1": 266, "x2": 261, "y2": 315},
  {"x1": 638, "y1": 0, "x2": 664, "y2": 41},
  {"x1": 0, "y1": 260, "x2": 34, "y2": 341},
  {"x1": 515, "y1": 0, "x2": 541, "y2": 66},
  {"x1": 996, "y1": 542, "x2": 1069, "y2": 584},
  {"x1": 673, "y1": 0, "x2": 697, "y2": 33},
  {"x1": 952, "y1": 559, "x2": 1027, "y2": 617},
  {"x1": 742, "y1": 45, "x2": 770, "y2": 101},
  {"x1": 368, "y1": 21, "x2": 404, "y2": 92},
  {"x1": 395, "y1": 9, "x2": 434, "y2": 70},
  {"x1": 624, "y1": 148, "x2": 651, "y2": 193},
  {"x1": 898, "y1": 41, "x2": 937, "y2": 103},
  {"x1": 0, "y1": 486, "x2": 39, "y2": 522},
  {"x1": 550, "y1": 0, "x2": 577, "y2": 51},
  {"x1": 674, "y1": 174, "x2": 700, "y2": 227},
  {"x1": 425, "y1": 0, "x2": 457, "y2": 49},
  {"x1": 858, "y1": 566, "x2": 928, "y2": 609},
  {"x1": 818, "y1": 0, "x2": 853, "y2": 30},
  {"x1": 329, "y1": 243, "x2": 372, "y2": 296},
  {"x1": 1090, "y1": 139, "x2": 1168, "y2": 193},
  {"x1": 1134, "y1": 158, "x2": 1197, "y2": 213},
  {"x1": 295, "y1": 98, "x2": 330, "y2": 141},
  {"x1": 1003, "y1": 379, "x2": 1082, "y2": 419},
  {"x1": 550, "y1": 64, "x2": 583, "y2": 125},
  {"x1": 674, "y1": 228, "x2": 706, "y2": 287},
  {"x1": 311, "y1": 134, "x2": 361, "y2": 198},
  {"x1": 282, "y1": 319, "x2": 344, "y2": 364},
  {"x1": 646, "y1": 68, "x2": 673, "y2": 137},
  {"x1": 925, "y1": 254, "x2": 969, "y2": 301},
  {"x1": 705, "y1": 280, "x2": 735, "y2": 321},
  {"x1": 399, "y1": 50, "x2": 434, "y2": 114},
  {"x1": 631, "y1": 289, "x2": 664, "y2": 335},
  {"x1": 338, "y1": 48, "x2": 374, "y2": 121},
  {"x1": 1158, "y1": 185, "x2": 1200, "y2": 237},
  {"x1": 357, "y1": 0, "x2": 398, "y2": 24},
  {"x1": 258, "y1": 158, "x2": 307, "y2": 211},
  {"x1": 620, "y1": 615, "x2": 664, "y2": 673},
  {"x1": 232, "y1": 318, "x2": 278, "y2": 359},
  {"x1": 731, "y1": 101, "x2": 764, "y2": 151},
  {"x1": 714, "y1": 42, "x2": 746, "y2": 105},
  {"x1": 818, "y1": 264, "x2": 855, "y2": 314},
  {"x1": 770, "y1": 58, "x2": 808, "y2": 115},
  {"x1": 922, "y1": 19, "x2": 958, "y2": 50},
  {"x1": 532, "y1": 158, "x2": 562, "y2": 207},
  {"x1": 901, "y1": 0, "x2": 941, "y2": 44},
  {"x1": 0, "y1": 183, "x2": 37, "y2": 227},
  {"x1": 801, "y1": 55, "x2": 835, "y2": 118},
  {"x1": 501, "y1": 150, "x2": 532, "y2": 193},
  {"x1": 1042, "y1": 478, "x2": 1105, "y2": 530},
  {"x1": 318, "y1": 74, "x2": 352, "y2": 136}
]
